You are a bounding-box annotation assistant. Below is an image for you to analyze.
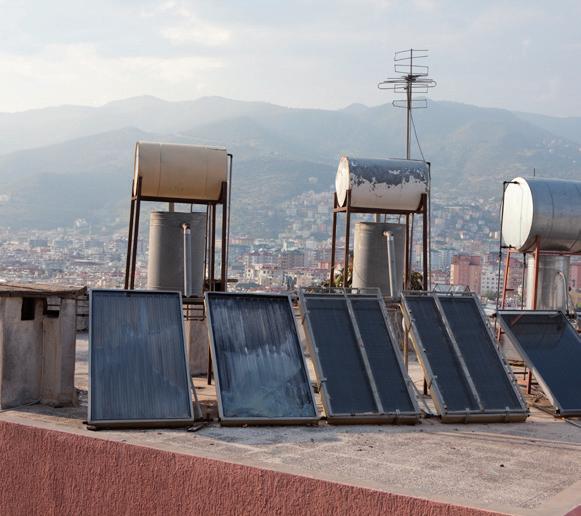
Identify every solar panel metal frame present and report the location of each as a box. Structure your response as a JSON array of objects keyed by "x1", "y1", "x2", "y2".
[
  {"x1": 401, "y1": 291, "x2": 528, "y2": 423},
  {"x1": 205, "y1": 291, "x2": 319, "y2": 426},
  {"x1": 299, "y1": 287, "x2": 420, "y2": 424},
  {"x1": 88, "y1": 289, "x2": 198, "y2": 429},
  {"x1": 498, "y1": 310, "x2": 581, "y2": 417}
]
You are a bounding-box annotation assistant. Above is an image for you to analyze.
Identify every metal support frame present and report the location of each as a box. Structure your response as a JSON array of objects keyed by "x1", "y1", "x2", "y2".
[
  {"x1": 124, "y1": 179, "x2": 229, "y2": 295},
  {"x1": 329, "y1": 190, "x2": 429, "y2": 292}
]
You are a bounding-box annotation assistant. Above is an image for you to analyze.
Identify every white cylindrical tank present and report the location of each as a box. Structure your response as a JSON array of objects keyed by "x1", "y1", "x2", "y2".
[
  {"x1": 502, "y1": 177, "x2": 581, "y2": 253},
  {"x1": 335, "y1": 157, "x2": 429, "y2": 211},
  {"x1": 134, "y1": 142, "x2": 228, "y2": 201},
  {"x1": 352, "y1": 222, "x2": 406, "y2": 297},
  {"x1": 147, "y1": 211, "x2": 206, "y2": 296}
]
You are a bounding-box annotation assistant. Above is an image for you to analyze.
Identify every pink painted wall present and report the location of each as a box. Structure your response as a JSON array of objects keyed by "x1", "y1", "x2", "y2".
[{"x1": 0, "y1": 421, "x2": 503, "y2": 516}]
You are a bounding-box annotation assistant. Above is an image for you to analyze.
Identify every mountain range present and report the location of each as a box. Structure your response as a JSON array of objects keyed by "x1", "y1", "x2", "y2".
[{"x1": 0, "y1": 95, "x2": 580, "y2": 232}]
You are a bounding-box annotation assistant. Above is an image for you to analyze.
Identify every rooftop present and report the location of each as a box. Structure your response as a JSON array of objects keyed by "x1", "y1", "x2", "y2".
[{"x1": 1, "y1": 334, "x2": 580, "y2": 515}]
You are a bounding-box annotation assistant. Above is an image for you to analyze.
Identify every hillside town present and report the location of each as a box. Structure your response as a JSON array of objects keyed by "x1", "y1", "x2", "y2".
[{"x1": 2, "y1": 187, "x2": 579, "y2": 308}]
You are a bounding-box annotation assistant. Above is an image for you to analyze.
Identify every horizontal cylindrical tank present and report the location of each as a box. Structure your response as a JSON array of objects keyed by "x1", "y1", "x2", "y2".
[
  {"x1": 335, "y1": 157, "x2": 429, "y2": 211},
  {"x1": 134, "y1": 142, "x2": 228, "y2": 201},
  {"x1": 525, "y1": 255, "x2": 570, "y2": 311},
  {"x1": 352, "y1": 222, "x2": 405, "y2": 297},
  {"x1": 147, "y1": 211, "x2": 206, "y2": 296},
  {"x1": 502, "y1": 177, "x2": 581, "y2": 253}
]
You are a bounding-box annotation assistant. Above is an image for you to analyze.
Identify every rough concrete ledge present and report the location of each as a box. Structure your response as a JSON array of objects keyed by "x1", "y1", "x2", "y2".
[{"x1": 0, "y1": 420, "x2": 501, "y2": 516}]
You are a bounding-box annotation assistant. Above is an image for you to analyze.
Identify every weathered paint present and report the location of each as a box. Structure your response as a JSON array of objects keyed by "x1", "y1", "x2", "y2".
[{"x1": 0, "y1": 420, "x2": 503, "y2": 516}]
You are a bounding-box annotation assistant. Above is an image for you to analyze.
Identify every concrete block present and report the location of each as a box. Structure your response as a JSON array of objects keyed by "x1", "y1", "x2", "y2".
[
  {"x1": 185, "y1": 318, "x2": 209, "y2": 376},
  {"x1": 0, "y1": 297, "x2": 44, "y2": 409},
  {"x1": 41, "y1": 298, "x2": 77, "y2": 406}
]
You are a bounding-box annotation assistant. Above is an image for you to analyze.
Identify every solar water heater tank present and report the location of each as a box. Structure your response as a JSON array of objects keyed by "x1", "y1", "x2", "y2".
[
  {"x1": 502, "y1": 177, "x2": 581, "y2": 253},
  {"x1": 147, "y1": 211, "x2": 206, "y2": 296},
  {"x1": 335, "y1": 157, "x2": 429, "y2": 211},
  {"x1": 134, "y1": 142, "x2": 228, "y2": 201}
]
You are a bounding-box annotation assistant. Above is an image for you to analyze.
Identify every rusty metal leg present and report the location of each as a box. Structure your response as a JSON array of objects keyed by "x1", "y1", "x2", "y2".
[
  {"x1": 423, "y1": 378, "x2": 428, "y2": 396},
  {"x1": 527, "y1": 369, "x2": 532, "y2": 394},
  {"x1": 124, "y1": 195, "x2": 136, "y2": 289},
  {"x1": 129, "y1": 193, "x2": 141, "y2": 289}
]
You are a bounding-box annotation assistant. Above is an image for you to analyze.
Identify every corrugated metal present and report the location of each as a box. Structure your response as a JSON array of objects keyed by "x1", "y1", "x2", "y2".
[
  {"x1": 300, "y1": 290, "x2": 419, "y2": 423},
  {"x1": 402, "y1": 293, "x2": 528, "y2": 422},
  {"x1": 206, "y1": 293, "x2": 318, "y2": 424},
  {"x1": 89, "y1": 289, "x2": 195, "y2": 428},
  {"x1": 498, "y1": 310, "x2": 581, "y2": 416}
]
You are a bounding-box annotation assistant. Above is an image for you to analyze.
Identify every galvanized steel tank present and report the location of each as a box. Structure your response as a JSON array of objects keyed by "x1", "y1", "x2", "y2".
[
  {"x1": 502, "y1": 177, "x2": 581, "y2": 253},
  {"x1": 147, "y1": 211, "x2": 206, "y2": 296},
  {"x1": 525, "y1": 255, "x2": 570, "y2": 311},
  {"x1": 335, "y1": 157, "x2": 429, "y2": 211},
  {"x1": 134, "y1": 142, "x2": 228, "y2": 201},
  {"x1": 352, "y1": 222, "x2": 406, "y2": 297}
]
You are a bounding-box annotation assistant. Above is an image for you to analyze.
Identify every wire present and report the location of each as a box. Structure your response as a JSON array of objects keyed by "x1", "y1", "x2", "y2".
[{"x1": 410, "y1": 110, "x2": 425, "y2": 162}]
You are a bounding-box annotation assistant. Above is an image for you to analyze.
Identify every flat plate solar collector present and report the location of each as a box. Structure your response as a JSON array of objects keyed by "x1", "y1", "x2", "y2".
[
  {"x1": 498, "y1": 310, "x2": 581, "y2": 417},
  {"x1": 300, "y1": 289, "x2": 419, "y2": 424},
  {"x1": 402, "y1": 293, "x2": 528, "y2": 423},
  {"x1": 88, "y1": 289, "x2": 197, "y2": 429},
  {"x1": 206, "y1": 292, "x2": 318, "y2": 425}
]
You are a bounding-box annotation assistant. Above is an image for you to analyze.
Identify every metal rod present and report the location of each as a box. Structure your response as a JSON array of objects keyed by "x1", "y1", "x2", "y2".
[
  {"x1": 129, "y1": 177, "x2": 142, "y2": 290},
  {"x1": 124, "y1": 183, "x2": 136, "y2": 290}
]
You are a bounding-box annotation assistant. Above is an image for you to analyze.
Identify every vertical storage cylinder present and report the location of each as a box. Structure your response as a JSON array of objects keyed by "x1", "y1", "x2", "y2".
[
  {"x1": 352, "y1": 222, "x2": 406, "y2": 297},
  {"x1": 147, "y1": 211, "x2": 206, "y2": 296},
  {"x1": 526, "y1": 255, "x2": 570, "y2": 311}
]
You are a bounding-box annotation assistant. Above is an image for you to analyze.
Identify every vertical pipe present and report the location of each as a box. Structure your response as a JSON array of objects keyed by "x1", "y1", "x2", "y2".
[
  {"x1": 182, "y1": 223, "x2": 192, "y2": 297},
  {"x1": 343, "y1": 190, "x2": 352, "y2": 287},
  {"x1": 221, "y1": 182, "x2": 228, "y2": 292},
  {"x1": 422, "y1": 195, "x2": 428, "y2": 290},
  {"x1": 330, "y1": 193, "x2": 338, "y2": 287},
  {"x1": 210, "y1": 204, "x2": 216, "y2": 291},
  {"x1": 384, "y1": 231, "x2": 397, "y2": 297},
  {"x1": 404, "y1": 214, "x2": 410, "y2": 289},
  {"x1": 532, "y1": 237, "x2": 541, "y2": 310}
]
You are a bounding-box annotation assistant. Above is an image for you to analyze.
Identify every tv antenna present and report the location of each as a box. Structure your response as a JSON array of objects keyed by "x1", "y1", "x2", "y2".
[{"x1": 378, "y1": 49, "x2": 437, "y2": 159}]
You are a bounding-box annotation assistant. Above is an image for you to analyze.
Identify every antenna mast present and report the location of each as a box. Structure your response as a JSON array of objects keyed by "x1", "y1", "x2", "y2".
[{"x1": 378, "y1": 49, "x2": 436, "y2": 159}]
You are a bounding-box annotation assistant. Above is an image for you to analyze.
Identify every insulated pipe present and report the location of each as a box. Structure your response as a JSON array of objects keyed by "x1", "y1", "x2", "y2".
[
  {"x1": 384, "y1": 231, "x2": 397, "y2": 298},
  {"x1": 182, "y1": 223, "x2": 192, "y2": 297}
]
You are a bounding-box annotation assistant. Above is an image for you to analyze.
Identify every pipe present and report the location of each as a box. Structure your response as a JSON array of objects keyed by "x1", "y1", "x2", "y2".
[
  {"x1": 182, "y1": 223, "x2": 192, "y2": 297},
  {"x1": 384, "y1": 231, "x2": 397, "y2": 298}
]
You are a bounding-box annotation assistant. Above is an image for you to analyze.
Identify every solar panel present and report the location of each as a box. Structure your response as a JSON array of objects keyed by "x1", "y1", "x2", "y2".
[
  {"x1": 498, "y1": 310, "x2": 581, "y2": 416},
  {"x1": 300, "y1": 290, "x2": 419, "y2": 424},
  {"x1": 89, "y1": 289, "x2": 197, "y2": 429},
  {"x1": 206, "y1": 292, "x2": 318, "y2": 425},
  {"x1": 402, "y1": 293, "x2": 527, "y2": 422}
]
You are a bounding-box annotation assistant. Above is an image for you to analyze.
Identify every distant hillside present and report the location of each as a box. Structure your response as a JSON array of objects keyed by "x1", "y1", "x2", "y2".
[{"x1": 0, "y1": 96, "x2": 580, "y2": 231}]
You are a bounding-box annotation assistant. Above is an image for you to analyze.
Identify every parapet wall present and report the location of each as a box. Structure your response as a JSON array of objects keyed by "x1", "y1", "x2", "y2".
[{"x1": 0, "y1": 420, "x2": 500, "y2": 516}]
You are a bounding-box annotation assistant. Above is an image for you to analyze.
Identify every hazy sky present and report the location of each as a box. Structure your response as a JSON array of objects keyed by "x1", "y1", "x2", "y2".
[{"x1": 1, "y1": 1, "x2": 580, "y2": 116}]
